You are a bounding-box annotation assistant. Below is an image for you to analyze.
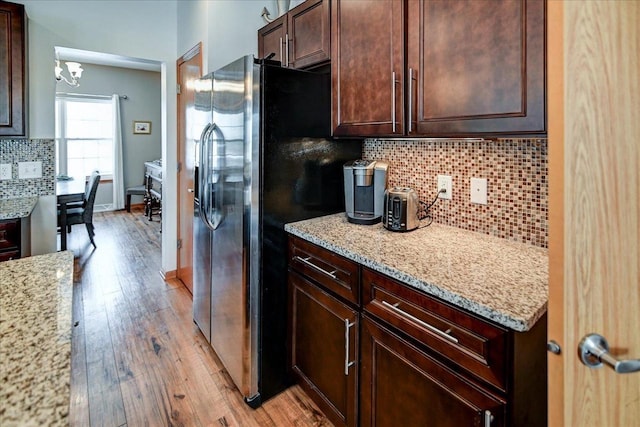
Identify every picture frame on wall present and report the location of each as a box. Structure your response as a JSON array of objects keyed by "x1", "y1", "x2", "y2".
[{"x1": 133, "y1": 121, "x2": 152, "y2": 134}]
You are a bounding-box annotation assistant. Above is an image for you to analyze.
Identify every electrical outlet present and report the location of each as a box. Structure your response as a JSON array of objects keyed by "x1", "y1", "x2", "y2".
[
  {"x1": 0, "y1": 163, "x2": 12, "y2": 180},
  {"x1": 470, "y1": 178, "x2": 488, "y2": 205},
  {"x1": 18, "y1": 161, "x2": 42, "y2": 179},
  {"x1": 437, "y1": 175, "x2": 452, "y2": 200}
]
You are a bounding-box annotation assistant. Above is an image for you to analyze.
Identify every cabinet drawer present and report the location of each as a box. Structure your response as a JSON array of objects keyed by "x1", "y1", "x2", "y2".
[
  {"x1": 0, "y1": 250, "x2": 20, "y2": 262},
  {"x1": 362, "y1": 268, "x2": 508, "y2": 391},
  {"x1": 360, "y1": 315, "x2": 505, "y2": 427},
  {"x1": 289, "y1": 236, "x2": 359, "y2": 305},
  {"x1": 0, "y1": 219, "x2": 20, "y2": 251}
]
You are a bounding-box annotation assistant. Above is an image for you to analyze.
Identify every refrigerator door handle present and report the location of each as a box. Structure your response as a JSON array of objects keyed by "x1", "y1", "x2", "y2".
[
  {"x1": 203, "y1": 123, "x2": 226, "y2": 231},
  {"x1": 199, "y1": 123, "x2": 217, "y2": 231}
]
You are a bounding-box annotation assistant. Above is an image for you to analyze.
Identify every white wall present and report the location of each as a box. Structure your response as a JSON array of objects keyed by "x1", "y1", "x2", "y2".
[
  {"x1": 177, "y1": 0, "x2": 304, "y2": 73},
  {"x1": 14, "y1": 0, "x2": 177, "y2": 272}
]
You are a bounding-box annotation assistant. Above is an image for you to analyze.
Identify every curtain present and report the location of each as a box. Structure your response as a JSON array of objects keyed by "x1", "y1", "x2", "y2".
[{"x1": 112, "y1": 94, "x2": 125, "y2": 210}]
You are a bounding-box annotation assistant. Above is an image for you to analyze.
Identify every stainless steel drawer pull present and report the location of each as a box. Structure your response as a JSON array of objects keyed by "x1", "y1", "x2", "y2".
[
  {"x1": 484, "y1": 410, "x2": 494, "y2": 427},
  {"x1": 381, "y1": 300, "x2": 459, "y2": 344},
  {"x1": 344, "y1": 318, "x2": 356, "y2": 375},
  {"x1": 293, "y1": 256, "x2": 337, "y2": 279}
]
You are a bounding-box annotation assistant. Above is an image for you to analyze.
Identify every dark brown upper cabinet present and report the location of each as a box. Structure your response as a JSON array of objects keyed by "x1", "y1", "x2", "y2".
[
  {"x1": 0, "y1": 0, "x2": 27, "y2": 137},
  {"x1": 332, "y1": 0, "x2": 546, "y2": 138},
  {"x1": 407, "y1": 0, "x2": 546, "y2": 136},
  {"x1": 331, "y1": 0, "x2": 405, "y2": 137},
  {"x1": 258, "y1": 0, "x2": 330, "y2": 70}
]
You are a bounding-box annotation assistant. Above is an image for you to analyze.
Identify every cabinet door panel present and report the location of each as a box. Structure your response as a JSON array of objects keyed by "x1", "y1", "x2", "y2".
[
  {"x1": 407, "y1": 0, "x2": 545, "y2": 136},
  {"x1": 332, "y1": 0, "x2": 404, "y2": 136},
  {"x1": 258, "y1": 15, "x2": 287, "y2": 64},
  {"x1": 289, "y1": 0, "x2": 330, "y2": 69},
  {"x1": 360, "y1": 316, "x2": 506, "y2": 427},
  {"x1": 0, "y1": 2, "x2": 26, "y2": 136},
  {"x1": 290, "y1": 270, "x2": 358, "y2": 427}
]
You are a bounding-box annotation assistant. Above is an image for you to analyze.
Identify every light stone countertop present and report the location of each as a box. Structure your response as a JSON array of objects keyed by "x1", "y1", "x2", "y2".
[
  {"x1": 285, "y1": 213, "x2": 548, "y2": 332},
  {"x1": 0, "y1": 197, "x2": 38, "y2": 220},
  {"x1": 0, "y1": 251, "x2": 74, "y2": 426}
]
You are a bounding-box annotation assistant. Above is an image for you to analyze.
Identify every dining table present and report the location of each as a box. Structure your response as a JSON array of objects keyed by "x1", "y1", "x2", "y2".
[{"x1": 56, "y1": 177, "x2": 86, "y2": 251}]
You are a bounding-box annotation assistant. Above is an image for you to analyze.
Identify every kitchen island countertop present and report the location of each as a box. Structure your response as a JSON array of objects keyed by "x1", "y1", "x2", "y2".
[
  {"x1": 0, "y1": 251, "x2": 74, "y2": 426},
  {"x1": 285, "y1": 213, "x2": 548, "y2": 332},
  {"x1": 0, "y1": 197, "x2": 38, "y2": 220}
]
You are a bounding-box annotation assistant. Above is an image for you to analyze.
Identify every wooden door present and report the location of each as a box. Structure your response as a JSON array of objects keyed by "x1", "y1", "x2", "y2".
[
  {"x1": 289, "y1": 271, "x2": 358, "y2": 427},
  {"x1": 287, "y1": 0, "x2": 330, "y2": 69},
  {"x1": 176, "y1": 43, "x2": 202, "y2": 295},
  {"x1": 548, "y1": 1, "x2": 640, "y2": 426},
  {"x1": 406, "y1": 0, "x2": 545, "y2": 137},
  {"x1": 258, "y1": 15, "x2": 287, "y2": 64},
  {"x1": 331, "y1": 0, "x2": 404, "y2": 137},
  {"x1": 360, "y1": 316, "x2": 506, "y2": 427}
]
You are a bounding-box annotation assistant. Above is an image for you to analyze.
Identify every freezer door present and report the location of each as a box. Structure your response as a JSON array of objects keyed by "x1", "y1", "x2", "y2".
[
  {"x1": 192, "y1": 73, "x2": 214, "y2": 341},
  {"x1": 192, "y1": 198, "x2": 212, "y2": 341},
  {"x1": 209, "y1": 56, "x2": 260, "y2": 401}
]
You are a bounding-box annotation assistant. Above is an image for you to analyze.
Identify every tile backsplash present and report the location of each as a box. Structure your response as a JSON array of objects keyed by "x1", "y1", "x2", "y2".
[
  {"x1": 0, "y1": 139, "x2": 56, "y2": 198},
  {"x1": 363, "y1": 138, "x2": 548, "y2": 248}
]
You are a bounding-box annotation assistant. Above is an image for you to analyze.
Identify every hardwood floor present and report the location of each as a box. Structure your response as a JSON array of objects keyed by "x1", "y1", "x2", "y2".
[{"x1": 66, "y1": 206, "x2": 331, "y2": 426}]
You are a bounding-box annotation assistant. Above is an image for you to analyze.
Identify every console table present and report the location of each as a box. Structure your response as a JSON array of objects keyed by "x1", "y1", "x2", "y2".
[{"x1": 144, "y1": 161, "x2": 162, "y2": 222}]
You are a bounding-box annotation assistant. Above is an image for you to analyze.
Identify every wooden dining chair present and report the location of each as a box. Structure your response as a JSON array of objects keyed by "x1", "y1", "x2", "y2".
[{"x1": 59, "y1": 171, "x2": 101, "y2": 248}]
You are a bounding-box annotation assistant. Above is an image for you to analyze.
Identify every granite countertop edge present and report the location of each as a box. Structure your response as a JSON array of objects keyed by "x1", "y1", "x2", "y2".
[
  {"x1": 285, "y1": 216, "x2": 548, "y2": 332},
  {"x1": 0, "y1": 196, "x2": 39, "y2": 220}
]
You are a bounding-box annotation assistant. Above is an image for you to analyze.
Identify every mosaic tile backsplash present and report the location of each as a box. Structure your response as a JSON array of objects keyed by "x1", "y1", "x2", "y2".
[
  {"x1": 0, "y1": 139, "x2": 56, "y2": 198},
  {"x1": 363, "y1": 138, "x2": 548, "y2": 248}
]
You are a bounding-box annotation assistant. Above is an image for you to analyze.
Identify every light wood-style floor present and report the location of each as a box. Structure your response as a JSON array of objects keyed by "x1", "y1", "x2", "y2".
[{"x1": 67, "y1": 206, "x2": 331, "y2": 426}]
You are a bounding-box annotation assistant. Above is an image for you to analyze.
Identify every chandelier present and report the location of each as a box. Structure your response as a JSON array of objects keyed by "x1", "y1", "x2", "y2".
[{"x1": 55, "y1": 59, "x2": 83, "y2": 87}]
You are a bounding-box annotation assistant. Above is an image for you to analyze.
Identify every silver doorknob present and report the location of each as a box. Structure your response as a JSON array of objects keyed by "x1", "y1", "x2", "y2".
[
  {"x1": 187, "y1": 188, "x2": 194, "y2": 193},
  {"x1": 578, "y1": 333, "x2": 640, "y2": 374}
]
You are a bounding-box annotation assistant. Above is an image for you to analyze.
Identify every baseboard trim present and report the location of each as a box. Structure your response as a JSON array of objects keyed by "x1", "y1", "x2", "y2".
[{"x1": 161, "y1": 269, "x2": 177, "y2": 281}]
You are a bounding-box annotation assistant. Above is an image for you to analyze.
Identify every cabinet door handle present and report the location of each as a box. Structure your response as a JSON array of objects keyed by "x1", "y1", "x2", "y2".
[
  {"x1": 381, "y1": 300, "x2": 459, "y2": 344},
  {"x1": 484, "y1": 410, "x2": 494, "y2": 427},
  {"x1": 285, "y1": 33, "x2": 290, "y2": 67},
  {"x1": 408, "y1": 68, "x2": 415, "y2": 133},
  {"x1": 344, "y1": 318, "x2": 356, "y2": 375},
  {"x1": 293, "y1": 256, "x2": 337, "y2": 279},
  {"x1": 279, "y1": 37, "x2": 283, "y2": 65},
  {"x1": 391, "y1": 71, "x2": 397, "y2": 133}
]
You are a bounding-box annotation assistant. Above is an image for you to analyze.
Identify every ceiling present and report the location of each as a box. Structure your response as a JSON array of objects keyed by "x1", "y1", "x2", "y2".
[{"x1": 55, "y1": 46, "x2": 162, "y2": 72}]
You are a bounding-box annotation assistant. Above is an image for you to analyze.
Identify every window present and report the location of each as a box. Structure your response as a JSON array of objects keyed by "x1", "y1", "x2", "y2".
[{"x1": 55, "y1": 96, "x2": 113, "y2": 178}]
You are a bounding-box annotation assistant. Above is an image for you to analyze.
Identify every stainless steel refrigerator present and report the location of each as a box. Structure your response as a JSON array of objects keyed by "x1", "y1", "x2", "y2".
[{"x1": 192, "y1": 55, "x2": 361, "y2": 407}]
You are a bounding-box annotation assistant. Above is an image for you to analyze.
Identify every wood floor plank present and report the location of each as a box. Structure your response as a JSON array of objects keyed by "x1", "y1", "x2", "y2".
[
  {"x1": 69, "y1": 271, "x2": 89, "y2": 426},
  {"x1": 67, "y1": 207, "x2": 333, "y2": 426}
]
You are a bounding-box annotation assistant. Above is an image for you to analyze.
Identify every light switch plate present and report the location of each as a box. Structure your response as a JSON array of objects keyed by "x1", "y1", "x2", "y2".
[
  {"x1": 470, "y1": 178, "x2": 488, "y2": 205},
  {"x1": 18, "y1": 161, "x2": 42, "y2": 179},
  {"x1": 0, "y1": 163, "x2": 12, "y2": 180}
]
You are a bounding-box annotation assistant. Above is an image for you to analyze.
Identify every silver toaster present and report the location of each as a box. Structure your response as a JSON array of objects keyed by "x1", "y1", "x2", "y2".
[{"x1": 383, "y1": 187, "x2": 420, "y2": 232}]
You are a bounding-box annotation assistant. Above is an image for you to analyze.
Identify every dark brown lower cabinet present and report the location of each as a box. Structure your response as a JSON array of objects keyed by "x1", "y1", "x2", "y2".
[
  {"x1": 360, "y1": 315, "x2": 506, "y2": 427},
  {"x1": 288, "y1": 235, "x2": 546, "y2": 427},
  {"x1": 289, "y1": 270, "x2": 358, "y2": 427},
  {"x1": 0, "y1": 218, "x2": 21, "y2": 262}
]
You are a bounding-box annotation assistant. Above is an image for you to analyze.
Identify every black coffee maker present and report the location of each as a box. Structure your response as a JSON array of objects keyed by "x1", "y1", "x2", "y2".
[{"x1": 343, "y1": 160, "x2": 388, "y2": 224}]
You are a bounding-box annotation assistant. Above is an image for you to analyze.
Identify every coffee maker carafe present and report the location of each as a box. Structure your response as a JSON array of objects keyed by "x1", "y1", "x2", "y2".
[{"x1": 343, "y1": 160, "x2": 388, "y2": 224}]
